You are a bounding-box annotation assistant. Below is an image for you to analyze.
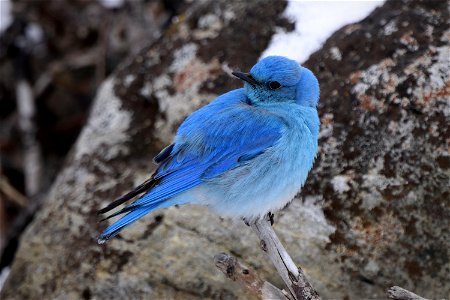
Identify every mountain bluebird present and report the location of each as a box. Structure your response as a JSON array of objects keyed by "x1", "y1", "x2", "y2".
[{"x1": 98, "y1": 56, "x2": 320, "y2": 244}]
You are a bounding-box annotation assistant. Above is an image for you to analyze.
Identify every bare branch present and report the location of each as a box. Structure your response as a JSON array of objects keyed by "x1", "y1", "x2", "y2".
[
  {"x1": 214, "y1": 253, "x2": 290, "y2": 300},
  {"x1": 387, "y1": 286, "x2": 427, "y2": 300},
  {"x1": 0, "y1": 175, "x2": 27, "y2": 207},
  {"x1": 250, "y1": 215, "x2": 321, "y2": 300},
  {"x1": 16, "y1": 80, "x2": 42, "y2": 197}
]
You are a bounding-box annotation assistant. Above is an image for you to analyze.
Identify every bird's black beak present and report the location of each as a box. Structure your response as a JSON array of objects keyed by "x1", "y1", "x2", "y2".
[{"x1": 232, "y1": 71, "x2": 258, "y2": 86}]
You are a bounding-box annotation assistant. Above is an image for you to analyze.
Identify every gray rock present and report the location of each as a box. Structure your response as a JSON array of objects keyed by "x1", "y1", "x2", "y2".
[
  {"x1": 304, "y1": 0, "x2": 449, "y2": 298},
  {"x1": 1, "y1": 0, "x2": 292, "y2": 299},
  {"x1": 1, "y1": 0, "x2": 448, "y2": 299}
]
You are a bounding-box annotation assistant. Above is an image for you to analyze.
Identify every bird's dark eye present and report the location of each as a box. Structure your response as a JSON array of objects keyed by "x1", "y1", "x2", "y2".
[{"x1": 268, "y1": 81, "x2": 281, "y2": 90}]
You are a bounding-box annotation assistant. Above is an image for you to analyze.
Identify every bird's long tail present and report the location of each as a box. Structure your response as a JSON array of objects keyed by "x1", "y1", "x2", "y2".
[
  {"x1": 97, "y1": 198, "x2": 182, "y2": 244},
  {"x1": 97, "y1": 161, "x2": 203, "y2": 243}
]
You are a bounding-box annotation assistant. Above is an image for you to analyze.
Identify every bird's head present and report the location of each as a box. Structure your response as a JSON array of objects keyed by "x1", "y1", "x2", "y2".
[{"x1": 232, "y1": 56, "x2": 319, "y2": 107}]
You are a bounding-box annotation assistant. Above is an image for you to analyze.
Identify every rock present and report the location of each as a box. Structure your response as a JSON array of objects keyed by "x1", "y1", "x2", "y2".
[
  {"x1": 303, "y1": 0, "x2": 449, "y2": 298},
  {"x1": 1, "y1": 0, "x2": 449, "y2": 299},
  {"x1": 1, "y1": 0, "x2": 292, "y2": 299}
]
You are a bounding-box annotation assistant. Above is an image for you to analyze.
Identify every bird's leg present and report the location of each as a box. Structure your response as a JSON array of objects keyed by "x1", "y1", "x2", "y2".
[
  {"x1": 243, "y1": 213, "x2": 274, "y2": 227},
  {"x1": 268, "y1": 212, "x2": 274, "y2": 226}
]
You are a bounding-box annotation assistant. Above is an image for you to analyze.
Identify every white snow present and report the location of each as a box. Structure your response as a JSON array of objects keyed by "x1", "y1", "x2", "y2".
[
  {"x1": 262, "y1": 0, "x2": 385, "y2": 63},
  {"x1": 0, "y1": 0, "x2": 12, "y2": 32}
]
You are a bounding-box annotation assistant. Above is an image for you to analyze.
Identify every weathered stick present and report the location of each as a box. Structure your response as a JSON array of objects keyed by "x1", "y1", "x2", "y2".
[
  {"x1": 216, "y1": 217, "x2": 432, "y2": 300},
  {"x1": 214, "y1": 253, "x2": 291, "y2": 300},
  {"x1": 250, "y1": 215, "x2": 320, "y2": 300},
  {"x1": 387, "y1": 286, "x2": 427, "y2": 300},
  {"x1": 0, "y1": 175, "x2": 27, "y2": 207},
  {"x1": 16, "y1": 80, "x2": 42, "y2": 197}
]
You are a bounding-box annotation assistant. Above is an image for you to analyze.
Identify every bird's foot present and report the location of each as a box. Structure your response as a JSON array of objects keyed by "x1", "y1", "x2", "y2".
[{"x1": 268, "y1": 212, "x2": 274, "y2": 226}]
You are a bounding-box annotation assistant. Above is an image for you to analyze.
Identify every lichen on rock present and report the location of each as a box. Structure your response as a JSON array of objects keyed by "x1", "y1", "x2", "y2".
[
  {"x1": 74, "y1": 78, "x2": 132, "y2": 161},
  {"x1": 1, "y1": 1, "x2": 294, "y2": 299},
  {"x1": 304, "y1": 0, "x2": 449, "y2": 298}
]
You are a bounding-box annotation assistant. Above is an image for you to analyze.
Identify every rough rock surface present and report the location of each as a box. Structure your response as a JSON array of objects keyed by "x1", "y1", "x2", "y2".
[
  {"x1": 2, "y1": 0, "x2": 449, "y2": 299},
  {"x1": 303, "y1": 1, "x2": 449, "y2": 298},
  {"x1": 1, "y1": 1, "x2": 294, "y2": 299}
]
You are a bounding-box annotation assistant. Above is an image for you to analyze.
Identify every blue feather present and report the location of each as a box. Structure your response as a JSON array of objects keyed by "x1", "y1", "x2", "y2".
[
  {"x1": 153, "y1": 143, "x2": 174, "y2": 163},
  {"x1": 98, "y1": 205, "x2": 158, "y2": 243},
  {"x1": 98, "y1": 89, "x2": 283, "y2": 242}
]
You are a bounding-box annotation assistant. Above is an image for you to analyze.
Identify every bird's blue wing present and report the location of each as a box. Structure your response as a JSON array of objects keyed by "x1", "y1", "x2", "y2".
[
  {"x1": 153, "y1": 143, "x2": 174, "y2": 164},
  {"x1": 98, "y1": 88, "x2": 284, "y2": 242},
  {"x1": 137, "y1": 89, "x2": 283, "y2": 204}
]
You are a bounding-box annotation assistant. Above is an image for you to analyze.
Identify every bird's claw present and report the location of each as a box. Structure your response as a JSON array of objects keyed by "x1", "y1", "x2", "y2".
[{"x1": 268, "y1": 212, "x2": 274, "y2": 226}]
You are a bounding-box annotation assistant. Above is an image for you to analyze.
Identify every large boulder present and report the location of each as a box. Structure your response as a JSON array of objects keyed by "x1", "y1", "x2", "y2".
[
  {"x1": 1, "y1": 0, "x2": 448, "y2": 299},
  {"x1": 303, "y1": 1, "x2": 449, "y2": 298},
  {"x1": 1, "y1": 1, "x2": 293, "y2": 299}
]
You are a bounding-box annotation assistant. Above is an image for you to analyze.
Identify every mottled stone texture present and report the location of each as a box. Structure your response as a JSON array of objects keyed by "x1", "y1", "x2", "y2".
[
  {"x1": 304, "y1": 0, "x2": 449, "y2": 298},
  {"x1": 1, "y1": 0, "x2": 449, "y2": 299},
  {"x1": 1, "y1": 1, "x2": 293, "y2": 299}
]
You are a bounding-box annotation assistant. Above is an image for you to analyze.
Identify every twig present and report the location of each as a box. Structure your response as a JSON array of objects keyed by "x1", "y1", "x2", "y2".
[
  {"x1": 250, "y1": 215, "x2": 320, "y2": 300},
  {"x1": 0, "y1": 175, "x2": 27, "y2": 207},
  {"x1": 16, "y1": 79, "x2": 42, "y2": 197},
  {"x1": 214, "y1": 253, "x2": 291, "y2": 300},
  {"x1": 216, "y1": 219, "x2": 432, "y2": 300},
  {"x1": 387, "y1": 286, "x2": 427, "y2": 300}
]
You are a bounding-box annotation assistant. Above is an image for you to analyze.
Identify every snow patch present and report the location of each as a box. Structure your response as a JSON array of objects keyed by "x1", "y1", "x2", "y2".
[{"x1": 262, "y1": 0, "x2": 385, "y2": 63}]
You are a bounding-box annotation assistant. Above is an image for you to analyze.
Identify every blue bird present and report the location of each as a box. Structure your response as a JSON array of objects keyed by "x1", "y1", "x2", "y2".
[{"x1": 97, "y1": 56, "x2": 320, "y2": 244}]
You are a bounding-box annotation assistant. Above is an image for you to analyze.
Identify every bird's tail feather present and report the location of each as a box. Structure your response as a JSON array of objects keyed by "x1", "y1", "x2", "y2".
[{"x1": 97, "y1": 199, "x2": 182, "y2": 244}]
